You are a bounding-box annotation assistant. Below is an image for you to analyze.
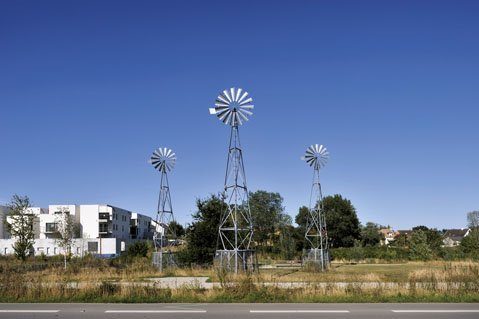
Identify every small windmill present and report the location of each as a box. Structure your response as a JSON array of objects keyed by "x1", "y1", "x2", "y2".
[
  {"x1": 302, "y1": 144, "x2": 330, "y2": 271},
  {"x1": 209, "y1": 87, "x2": 255, "y2": 273},
  {"x1": 150, "y1": 147, "x2": 177, "y2": 271}
]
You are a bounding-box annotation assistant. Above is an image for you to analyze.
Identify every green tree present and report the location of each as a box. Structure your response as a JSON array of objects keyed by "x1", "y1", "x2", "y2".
[
  {"x1": 461, "y1": 228, "x2": 479, "y2": 255},
  {"x1": 392, "y1": 233, "x2": 410, "y2": 247},
  {"x1": 54, "y1": 207, "x2": 79, "y2": 269},
  {"x1": 294, "y1": 206, "x2": 310, "y2": 252},
  {"x1": 249, "y1": 190, "x2": 286, "y2": 252},
  {"x1": 467, "y1": 211, "x2": 479, "y2": 228},
  {"x1": 409, "y1": 229, "x2": 433, "y2": 260},
  {"x1": 360, "y1": 222, "x2": 384, "y2": 247},
  {"x1": 278, "y1": 224, "x2": 297, "y2": 259},
  {"x1": 412, "y1": 226, "x2": 443, "y2": 252},
  {"x1": 6, "y1": 195, "x2": 36, "y2": 261},
  {"x1": 179, "y1": 195, "x2": 225, "y2": 265},
  {"x1": 169, "y1": 220, "x2": 185, "y2": 238},
  {"x1": 322, "y1": 195, "x2": 361, "y2": 248},
  {"x1": 295, "y1": 206, "x2": 309, "y2": 229},
  {"x1": 127, "y1": 241, "x2": 149, "y2": 257}
]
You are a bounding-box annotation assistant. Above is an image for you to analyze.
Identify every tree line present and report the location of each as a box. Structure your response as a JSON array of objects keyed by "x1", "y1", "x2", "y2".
[
  {"x1": 5, "y1": 192, "x2": 478, "y2": 264},
  {"x1": 177, "y1": 190, "x2": 479, "y2": 264}
]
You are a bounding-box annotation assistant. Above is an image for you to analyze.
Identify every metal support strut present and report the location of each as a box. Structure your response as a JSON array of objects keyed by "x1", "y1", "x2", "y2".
[{"x1": 215, "y1": 122, "x2": 255, "y2": 273}]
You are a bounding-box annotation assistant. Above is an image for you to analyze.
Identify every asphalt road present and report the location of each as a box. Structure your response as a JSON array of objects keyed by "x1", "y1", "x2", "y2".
[{"x1": 0, "y1": 303, "x2": 479, "y2": 318}]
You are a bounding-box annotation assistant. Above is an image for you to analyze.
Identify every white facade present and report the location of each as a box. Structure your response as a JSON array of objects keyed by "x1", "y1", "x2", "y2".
[
  {"x1": 80, "y1": 204, "x2": 131, "y2": 240},
  {"x1": 131, "y1": 213, "x2": 153, "y2": 239},
  {"x1": 0, "y1": 203, "x2": 148, "y2": 257},
  {"x1": 25, "y1": 207, "x2": 48, "y2": 215},
  {"x1": 5, "y1": 206, "x2": 44, "y2": 239},
  {"x1": 0, "y1": 238, "x2": 123, "y2": 256},
  {"x1": 0, "y1": 206, "x2": 10, "y2": 239}
]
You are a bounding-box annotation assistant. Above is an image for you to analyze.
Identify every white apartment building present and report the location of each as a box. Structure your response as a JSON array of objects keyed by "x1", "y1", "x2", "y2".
[
  {"x1": 0, "y1": 203, "x2": 153, "y2": 257},
  {"x1": 0, "y1": 206, "x2": 10, "y2": 239},
  {"x1": 38, "y1": 205, "x2": 81, "y2": 239},
  {"x1": 79, "y1": 204, "x2": 131, "y2": 240},
  {"x1": 131, "y1": 212, "x2": 153, "y2": 240}
]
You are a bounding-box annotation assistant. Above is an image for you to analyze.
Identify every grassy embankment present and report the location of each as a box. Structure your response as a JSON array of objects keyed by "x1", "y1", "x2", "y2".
[{"x1": 1, "y1": 257, "x2": 479, "y2": 302}]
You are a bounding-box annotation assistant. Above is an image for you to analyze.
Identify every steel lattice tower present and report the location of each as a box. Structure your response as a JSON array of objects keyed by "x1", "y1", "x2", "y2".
[
  {"x1": 302, "y1": 144, "x2": 330, "y2": 271},
  {"x1": 150, "y1": 147, "x2": 177, "y2": 271},
  {"x1": 209, "y1": 87, "x2": 255, "y2": 273}
]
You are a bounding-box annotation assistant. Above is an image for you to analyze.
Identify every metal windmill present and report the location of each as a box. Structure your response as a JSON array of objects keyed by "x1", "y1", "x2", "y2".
[
  {"x1": 150, "y1": 147, "x2": 177, "y2": 271},
  {"x1": 209, "y1": 87, "x2": 255, "y2": 273},
  {"x1": 302, "y1": 144, "x2": 330, "y2": 271}
]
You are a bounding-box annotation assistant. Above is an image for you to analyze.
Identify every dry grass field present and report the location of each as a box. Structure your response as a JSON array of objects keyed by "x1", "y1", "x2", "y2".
[{"x1": 1, "y1": 257, "x2": 479, "y2": 302}]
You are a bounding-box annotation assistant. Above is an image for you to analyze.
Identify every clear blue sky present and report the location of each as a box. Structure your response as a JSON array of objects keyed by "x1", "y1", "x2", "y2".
[{"x1": 1, "y1": 1, "x2": 478, "y2": 230}]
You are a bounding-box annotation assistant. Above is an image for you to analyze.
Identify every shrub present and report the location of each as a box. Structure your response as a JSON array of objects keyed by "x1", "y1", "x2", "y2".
[{"x1": 127, "y1": 241, "x2": 149, "y2": 258}]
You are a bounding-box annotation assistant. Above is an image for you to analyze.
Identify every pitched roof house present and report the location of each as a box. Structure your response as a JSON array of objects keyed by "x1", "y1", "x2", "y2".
[{"x1": 442, "y1": 228, "x2": 470, "y2": 247}]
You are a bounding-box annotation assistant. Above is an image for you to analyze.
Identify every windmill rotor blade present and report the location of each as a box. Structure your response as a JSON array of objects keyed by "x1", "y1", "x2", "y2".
[
  {"x1": 215, "y1": 106, "x2": 229, "y2": 113},
  {"x1": 215, "y1": 102, "x2": 229, "y2": 107},
  {"x1": 237, "y1": 110, "x2": 249, "y2": 122},
  {"x1": 236, "y1": 113, "x2": 243, "y2": 126},
  {"x1": 223, "y1": 112, "x2": 232, "y2": 125},
  {"x1": 238, "y1": 91, "x2": 249, "y2": 103},
  {"x1": 223, "y1": 90, "x2": 232, "y2": 103},
  {"x1": 239, "y1": 97, "x2": 253, "y2": 105},
  {"x1": 217, "y1": 95, "x2": 229, "y2": 104},
  {"x1": 216, "y1": 108, "x2": 230, "y2": 117},
  {"x1": 235, "y1": 88, "x2": 242, "y2": 102},
  {"x1": 239, "y1": 109, "x2": 253, "y2": 116}
]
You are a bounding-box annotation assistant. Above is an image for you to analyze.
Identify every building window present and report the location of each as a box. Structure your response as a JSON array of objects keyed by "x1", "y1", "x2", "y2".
[
  {"x1": 122, "y1": 225, "x2": 124, "y2": 232},
  {"x1": 99, "y1": 223, "x2": 109, "y2": 233},
  {"x1": 88, "y1": 242, "x2": 98, "y2": 253},
  {"x1": 99, "y1": 212, "x2": 109, "y2": 220},
  {"x1": 45, "y1": 223, "x2": 57, "y2": 233}
]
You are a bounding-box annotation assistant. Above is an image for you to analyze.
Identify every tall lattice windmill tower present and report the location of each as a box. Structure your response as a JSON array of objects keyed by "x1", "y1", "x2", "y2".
[
  {"x1": 209, "y1": 87, "x2": 255, "y2": 273},
  {"x1": 302, "y1": 144, "x2": 330, "y2": 271},
  {"x1": 150, "y1": 147, "x2": 177, "y2": 271}
]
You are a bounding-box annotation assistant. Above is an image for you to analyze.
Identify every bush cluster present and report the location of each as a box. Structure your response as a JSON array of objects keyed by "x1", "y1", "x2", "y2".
[{"x1": 331, "y1": 246, "x2": 479, "y2": 262}]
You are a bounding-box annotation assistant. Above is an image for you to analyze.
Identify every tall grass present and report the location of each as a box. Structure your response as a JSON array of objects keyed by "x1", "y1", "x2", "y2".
[{"x1": 1, "y1": 258, "x2": 479, "y2": 303}]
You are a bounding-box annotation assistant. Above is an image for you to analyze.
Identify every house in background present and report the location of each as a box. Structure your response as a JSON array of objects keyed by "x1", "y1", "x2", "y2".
[
  {"x1": 442, "y1": 228, "x2": 470, "y2": 247},
  {"x1": 379, "y1": 227, "x2": 398, "y2": 246}
]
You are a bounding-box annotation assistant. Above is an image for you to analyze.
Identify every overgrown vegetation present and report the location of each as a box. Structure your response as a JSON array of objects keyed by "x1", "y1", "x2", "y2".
[
  {"x1": 6, "y1": 195, "x2": 35, "y2": 261},
  {"x1": 1, "y1": 256, "x2": 479, "y2": 303},
  {"x1": 3, "y1": 192, "x2": 479, "y2": 302}
]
